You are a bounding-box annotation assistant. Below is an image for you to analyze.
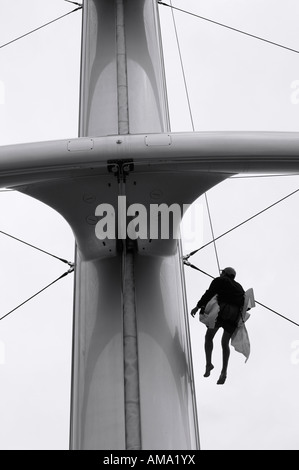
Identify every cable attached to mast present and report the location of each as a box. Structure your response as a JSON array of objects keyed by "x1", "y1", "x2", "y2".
[
  {"x1": 0, "y1": 230, "x2": 73, "y2": 266},
  {"x1": 0, "y1": 266, "x2": 74, "y2": 321},
  {"x1": 0, "y1": 6, "x2": 82, "y2": 50},
  {"x1": 64, "y1": 0, "x2": 82, "y2": 6},
  {"x1": 169, "y1": 0, "x2": 195, "y2": 132},
  {"x1": 184, "y1": 187, "x2": 299, "y2": 260},
  {"x1": 158, "y1": 1, "x2": 299, "y2": 55}
]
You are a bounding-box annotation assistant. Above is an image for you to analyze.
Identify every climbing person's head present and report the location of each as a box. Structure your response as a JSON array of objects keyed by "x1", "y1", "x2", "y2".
[{"x1": 221, "y1": 267, "x2": 236, "y2": 279}]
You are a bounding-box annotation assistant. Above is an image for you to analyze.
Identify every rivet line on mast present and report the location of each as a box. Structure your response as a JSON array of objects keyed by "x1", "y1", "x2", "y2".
[{"x1": 115, "y1": 0, "x2": 141, "y2": 451}]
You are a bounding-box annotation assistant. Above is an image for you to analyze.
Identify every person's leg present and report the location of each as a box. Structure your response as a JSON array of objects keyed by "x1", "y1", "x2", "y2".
[
  {"x1": 204, "y1": 327, "x2": 219, "y2": 377},
  {"x1": 217, "y1": 329, "x2": 233, "y2": 384}
]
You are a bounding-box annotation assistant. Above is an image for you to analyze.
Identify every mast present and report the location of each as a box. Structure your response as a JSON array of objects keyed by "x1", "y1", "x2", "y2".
[{"x1": 69, "y1": 0, "x2": 199, "y2": 449}]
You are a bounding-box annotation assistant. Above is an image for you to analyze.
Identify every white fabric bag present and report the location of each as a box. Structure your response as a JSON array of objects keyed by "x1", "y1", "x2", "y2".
[{"x1": 199, "y1": 295, "x2": 219, "y2": 329}]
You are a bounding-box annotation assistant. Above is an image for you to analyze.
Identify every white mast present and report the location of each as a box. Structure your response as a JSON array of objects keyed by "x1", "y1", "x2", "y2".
[{"x1": 69, "y1": 0, "x2": 199, "y2": 449}]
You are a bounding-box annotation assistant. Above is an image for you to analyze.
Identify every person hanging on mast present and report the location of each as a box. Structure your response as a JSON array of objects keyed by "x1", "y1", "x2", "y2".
[{"x1": 190, "y1": 267, "x2": 245, "y2": 385}]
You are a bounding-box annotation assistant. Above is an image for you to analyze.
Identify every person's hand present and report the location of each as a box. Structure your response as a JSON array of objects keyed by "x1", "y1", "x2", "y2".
[
  {"x1": 199, "y1": 307, "x2": 206, "y2": 316},
  {"x1": 190, "y1": 307, "x2": 198, "y2": 317}
]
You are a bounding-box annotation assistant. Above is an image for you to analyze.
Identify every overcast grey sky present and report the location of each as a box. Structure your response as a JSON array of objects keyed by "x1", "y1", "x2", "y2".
[{"x1": 0, "y1": 0, "x2": 299, "y2": 450}]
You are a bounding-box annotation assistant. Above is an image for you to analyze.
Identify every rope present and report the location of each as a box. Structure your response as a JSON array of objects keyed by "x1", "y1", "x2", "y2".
[
  {"x1": 0, "y1": 230, "x2": 73, "y2": 266},
  {"x1": 183, "y1": 260, "x2": 214, "y2": 279},
  {"x1": 169, "y1": 0, "x2": 228, "y2": 283},
  {"x1": 158, "y1": 2, "x2": 299, "y2": 55},
  {"x1": 231, "y1": 173, "x2": 299, "y2": 179},
  {"x1": 169, "y1": 0, "x2": 195, "y2": 131},
  {"x1": 204, "y1": 193, "x2": 221, "y2": 274},
  {"x1": 0, "y1": 7, "x2": 82, "y2": 50},
  {"x1": 184, "y1": 261, "x2": 299, "y2": 328},
  {"x1": 255, "y1": 301, "x2": 299, "y2": 328},
  {"x1": 0, "y1": 267, "x2": 74, "y2": 321},
  {"x1": 64, "y1": 0, "x2": 82, "y2": 6},
  {"x1": 165, "y1": 0, "x2": 299, "y2": 329},
  {"x1": 185, "y1": 187, "x2": 299, "y2": 259}
]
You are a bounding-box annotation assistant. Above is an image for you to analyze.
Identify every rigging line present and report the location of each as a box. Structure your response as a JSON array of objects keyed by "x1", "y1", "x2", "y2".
[
  {"x1": 0, "y1": 230, "x2": 73, "y2": 266},
  {"x1": 183, "y1": 261, "x2": 299, "y2": 328},
  {"x1": 204, "y1": 193, "x2": 221, "y2": 274},
  {"x1": 169, "y1": 0, "x2": 195, "y2": 131},
  {"x1": 231, "y1": 173, "x2": 299, "y2": 179},
  {"x1": 255, "y1": 300, "x2": 299, "y2": 328},
  {"x1": 0, "y1": 6, "x2": 82, "y2": 50},
  {"x1": 185, "y1": 187, "x2": 299, "y2": 259},
  {"x1": 64, "y1": 0, "x2": 82, "y2": 6},
  {"x1": 0, "y1": 267, "x2": 74, "y2": 321},
  {"x1": 158, "y1": 2, "x2": 299, "y2": 55},
  {"x1": 183, "y1": 260, "x2": 214, "y2": 279}
]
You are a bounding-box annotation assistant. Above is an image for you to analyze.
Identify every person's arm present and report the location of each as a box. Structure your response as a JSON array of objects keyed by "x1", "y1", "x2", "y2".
[
  {"x1": 190, "y1": 278, "x2": 219, "y2": 317},
  {"x1": 191, "y1": 305, "x2": 205, "y2": 317}
]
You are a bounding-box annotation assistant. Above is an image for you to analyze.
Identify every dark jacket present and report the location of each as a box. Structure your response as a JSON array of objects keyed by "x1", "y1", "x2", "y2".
[{"x1": 197, "y1": 276, "x2": 245, "y2": 309}]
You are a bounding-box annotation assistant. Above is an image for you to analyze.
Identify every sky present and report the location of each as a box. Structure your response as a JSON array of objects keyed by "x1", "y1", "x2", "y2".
[{"x1": 0, "y1": 0, "x2": 299, "y2": 450}]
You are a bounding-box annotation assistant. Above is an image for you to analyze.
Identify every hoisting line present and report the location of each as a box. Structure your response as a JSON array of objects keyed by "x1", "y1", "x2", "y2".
[
  {"x1": 0, "y1": 230, "x2": 73, "y2": 266},
  {"x1": 169, "y1": 1, "x2": 221, "y2": 275},
  {"x1": 0, "y1": 6, "x2": 82, "y2": 50},
  {"x1": 169, "y1": 0, "x2": 195, "y2": 132},
  {"x1": 0, "y1": 266, "x2": 74, "y2": 321},
  {"x1": 158, "y1": 2, "x2": 299, "y2": 55},
  {"x1": 160, "y1": 1, "x2": 299, "y2": 328},
  {"x1": 204, "y1": 193, "x2": 221, "y2": 274},
  {"x1": 183, "y1": 260, "x2": 299, "y2": 328},
  {"x1": 184, "y1": 187, "x2": 299, "y2": 260}
]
